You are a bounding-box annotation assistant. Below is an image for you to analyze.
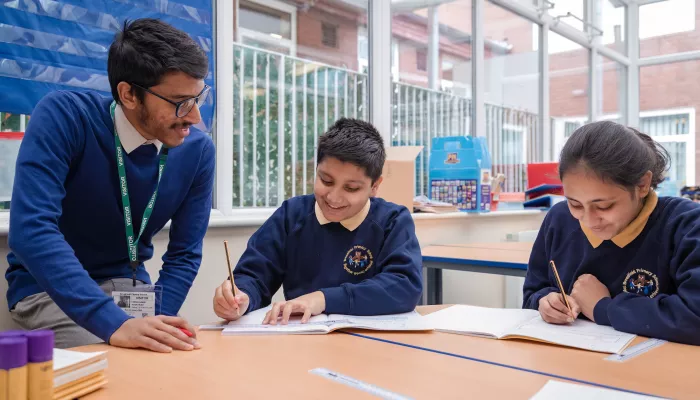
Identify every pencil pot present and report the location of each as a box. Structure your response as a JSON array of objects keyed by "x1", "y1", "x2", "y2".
[{"x1": 428, "y1": 136, "x2": 492, "y2": 213}]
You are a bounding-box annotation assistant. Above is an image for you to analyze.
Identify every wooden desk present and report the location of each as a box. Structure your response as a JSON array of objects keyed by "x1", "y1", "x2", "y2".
[
  {"x1": 351, "y1": 305, "x2": 700, "y2": 400},
  {"x1": 78, "y1": 325, "x2": 596, "y2": 400},
  {"x1": 422, "y1": 242, "x2": 532, "y2": 304}
]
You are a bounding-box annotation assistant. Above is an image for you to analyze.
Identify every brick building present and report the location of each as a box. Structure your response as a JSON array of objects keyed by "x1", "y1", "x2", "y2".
[{"x1": 235, "y1": 0, "x2": 699, "y2": 185}]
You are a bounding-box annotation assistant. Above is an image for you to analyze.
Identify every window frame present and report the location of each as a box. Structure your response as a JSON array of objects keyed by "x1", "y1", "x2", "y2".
[
  {"x1": 552, "y1": 107, "x2": 696, "y2": 186},
  {"x1": 236, "y1": 0, "x2": 298, "y2": 56}
]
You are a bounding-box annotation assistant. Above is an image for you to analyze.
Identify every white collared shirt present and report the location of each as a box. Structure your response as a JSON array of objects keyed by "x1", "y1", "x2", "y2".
[
  {"x1": 114, "y1": 104, "x2": 163, "y2": 154},
  {"x1": 314, "y1": 199, "x2": 371, "y2": 232}
]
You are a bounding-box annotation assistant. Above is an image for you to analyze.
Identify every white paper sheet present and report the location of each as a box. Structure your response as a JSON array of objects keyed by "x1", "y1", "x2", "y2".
[{"x1": 530, "y1": 380, "x2": 666, "y2": 400}]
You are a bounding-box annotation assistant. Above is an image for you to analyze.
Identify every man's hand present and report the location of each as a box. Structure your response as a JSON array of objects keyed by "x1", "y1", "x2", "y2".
[
  {"x1": 109, "y1": 315, "x2": 200, "y2": 353},
  {"x1": 263, "y1": 291, "x2": 326, "y2": 325}
]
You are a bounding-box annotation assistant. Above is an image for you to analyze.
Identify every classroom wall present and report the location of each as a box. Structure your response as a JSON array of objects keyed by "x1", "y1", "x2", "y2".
[{"x1": 0, "y1": 211, "x2": 545, "y2": 331}]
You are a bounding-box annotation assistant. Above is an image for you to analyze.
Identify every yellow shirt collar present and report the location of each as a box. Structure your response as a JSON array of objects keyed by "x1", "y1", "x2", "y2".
[
  {"x1": 580, "y1": 191, "x2": 658, "y2": 249},
  {"x1": 315, "y1": 199, "x2": 371, "y2": 232}
]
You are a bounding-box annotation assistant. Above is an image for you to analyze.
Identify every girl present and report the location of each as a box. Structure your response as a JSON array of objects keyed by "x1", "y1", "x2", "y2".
[{"x1": 523, "y1": 120, "x2": 700, "y2": 345}]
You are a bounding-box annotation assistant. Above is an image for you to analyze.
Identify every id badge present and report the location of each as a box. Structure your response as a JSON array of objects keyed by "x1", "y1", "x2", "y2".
[{"x1": 112, "y1": 284, "x2": 162, "y2": 318}]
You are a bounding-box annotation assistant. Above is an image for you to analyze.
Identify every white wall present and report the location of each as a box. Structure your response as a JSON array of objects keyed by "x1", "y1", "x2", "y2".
[{"x1": 0, "y1": 211, "x2": 545, "y2": 330}]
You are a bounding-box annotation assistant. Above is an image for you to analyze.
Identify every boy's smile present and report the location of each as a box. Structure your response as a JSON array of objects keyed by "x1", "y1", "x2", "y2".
[{"x1": 314, "y1": 157, "x2": 382, "y2": 222}]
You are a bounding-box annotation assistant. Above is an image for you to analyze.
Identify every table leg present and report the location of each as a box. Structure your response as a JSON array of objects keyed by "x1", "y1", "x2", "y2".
[
  {"x1": 424, "y1": 267, "x2": 443, "y2": 305},
  {"x1": 434, "y1": 268, "x2": 443, "y2": 304}
]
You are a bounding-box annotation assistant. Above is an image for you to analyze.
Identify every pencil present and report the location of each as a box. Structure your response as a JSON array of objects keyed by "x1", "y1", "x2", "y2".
[
  {"x1": 549, "y1": 260, "x2": 572, "y2": 315},
  {"x1": 223, "y1": 240, "x2": 237, "y2": 297}
]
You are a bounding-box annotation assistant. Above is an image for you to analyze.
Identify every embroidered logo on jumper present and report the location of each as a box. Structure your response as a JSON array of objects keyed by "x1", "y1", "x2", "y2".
[
  {"x1": 343, "y1": 246, "x2": 373, "y2": 275},
  {"x1": 623, "y1": 269, "x2": 659, "y2": 298},
  {"x1": 445, "y1": 153, "x2": 460, "y2": 164}
]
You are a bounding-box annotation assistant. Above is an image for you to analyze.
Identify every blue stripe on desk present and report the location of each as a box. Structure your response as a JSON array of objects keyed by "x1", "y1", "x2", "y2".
[
  {"x1": 343, "y1": 332, "x2": 661, "y2": 398},
  {"x1": 422, "y1": 256, "x2": 528, "y2": 271}
]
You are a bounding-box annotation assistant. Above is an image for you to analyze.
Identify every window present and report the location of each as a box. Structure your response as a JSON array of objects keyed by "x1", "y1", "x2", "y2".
[
  {"x1": 416, "y1": 49, "x2": 427, "y2": 72},
  {"x1": 0, "y1": 1, "x2": 215, "y2": 212},
  {"x1": 639, "y1": 0, "x2": 698, "y2": 58},
  {"x1": 391, "y1": 0, "x2": 473, "y2": 196},
  {"x1": 641, "y1": 60, "x2": 700, "y2": 186},
  {"x1": 640, "y1": 110, "x2": 695, "y2": 187},
  {"x1": 239, "y1": 1, "x2": 292, "y2": 39},
  {"x1": 553, "y1": 110, "x2": 696, "y2": 188},
  {"x1": 600, "y1": 56, "x2": 623, "y2": 121},
  {"x1": 237, "y1": 0, "x2": 296, "y2": 55},
  {"x1": 322, "y1": 23, "x2": 338, "y2": 48},
  {"x1": 484, "y1": 4, "x2": 540, "y2": 193},
  {"x1": 356, "y1": 27, "x2": 396, "y2": 75},
  {"x1": 601, "y1": 0, "x2": 626, "y2": 54},
  {"x1": 232, "y1": 0, "x2": 369, "y2": 207},
  {"x1": 532, "y1": 0, "x2": 625, "y2": 54},
  {"x1": 548, "y1": 0, "x2": 585, "y2": 31},
  {"x1": 549, "y1": 31, "x2": 589, "y2": 152}
]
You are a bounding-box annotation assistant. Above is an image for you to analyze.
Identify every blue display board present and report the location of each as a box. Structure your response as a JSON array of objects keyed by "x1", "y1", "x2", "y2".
[{"x1": 0, "y1": 0, "x2": 215, "y2": 132}]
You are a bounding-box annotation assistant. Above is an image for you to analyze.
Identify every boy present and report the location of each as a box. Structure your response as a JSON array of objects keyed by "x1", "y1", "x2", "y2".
[{"x1": 213, "y1": 118, "x2": 423, "y2": 323}]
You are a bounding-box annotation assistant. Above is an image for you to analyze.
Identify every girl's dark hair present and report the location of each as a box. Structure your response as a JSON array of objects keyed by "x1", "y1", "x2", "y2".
[{"x1": 559, "y1": 120, "x2": 669, "y2": 190}]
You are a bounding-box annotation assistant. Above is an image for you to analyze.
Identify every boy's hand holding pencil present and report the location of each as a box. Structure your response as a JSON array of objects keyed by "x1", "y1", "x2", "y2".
[
  {"x1": 214, "y1": 279, "x2": 249, "y2": 321},
  {"x1": 213, "y1": 240, "x2": 250, "y2": 321}
]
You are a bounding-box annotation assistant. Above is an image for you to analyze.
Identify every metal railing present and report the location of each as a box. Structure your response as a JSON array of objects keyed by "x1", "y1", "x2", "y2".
[
  {"x1": 485, "y1": 104, "x2": 541, "y2": 193},
  {"x1": 232, "y1": 43, "x2": 368, "y2": 207},
  {"x1": 0, "y1": 45, "x2": 548, "y2": 209},
  {"x1": 391, "y1": 82, "x2": 474, "y2": 196},
  {"x1": 232, "y1": 43, "x2": 546, "y2": 206}
]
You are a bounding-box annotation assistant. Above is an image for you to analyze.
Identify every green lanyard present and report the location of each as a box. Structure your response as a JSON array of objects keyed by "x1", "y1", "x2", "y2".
[{"x1": 110, "y1": 101, "x2": 168, "y2": 286}]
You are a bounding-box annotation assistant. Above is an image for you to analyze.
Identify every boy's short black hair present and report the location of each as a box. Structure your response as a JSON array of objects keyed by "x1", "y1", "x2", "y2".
[
  {"x1": 317, "y1": 118, "x2": 386, "y2": 183},
  {"x1": 108, "y1": 18, "x2": 208, "y2": 104}
]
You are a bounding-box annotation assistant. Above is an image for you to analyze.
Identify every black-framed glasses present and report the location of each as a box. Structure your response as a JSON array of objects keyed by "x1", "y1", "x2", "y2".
[{"x1": 131, "y1": 83, "x2": 210, "y2": 118}]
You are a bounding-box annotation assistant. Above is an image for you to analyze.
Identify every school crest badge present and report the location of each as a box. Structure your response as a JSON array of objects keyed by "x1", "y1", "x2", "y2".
[
  {"x1": 344, "y1": 245, "x2": 374, "y2": 275},
  {"x1": 623, "y1": 269, "x2": 659, "y2": 298}
]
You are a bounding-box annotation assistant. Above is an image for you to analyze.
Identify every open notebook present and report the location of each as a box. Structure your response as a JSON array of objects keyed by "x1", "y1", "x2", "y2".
[
  {"x1": 423, "y1": 305, "x2": 636, "y2": 354},
  {"x1": 205, "y1": 305, "x2": 433, "y2": 335}
]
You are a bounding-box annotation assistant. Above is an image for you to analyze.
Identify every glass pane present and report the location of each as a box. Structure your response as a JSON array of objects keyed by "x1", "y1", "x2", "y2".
[
  {"x1": 640, "y1": 61, "x2": 699, "y2": 185},
  {"x1": 241, "y1": 36, "x2": 291, "y2": 55},
  {"x1": 547, "y1": 0, "x2": 585, "y2": 31},
  {"x1": 391, "y1": 0, "x2": 473, "y2": 197},
  {"x1": 0, "y1": 114, "x2": 27, "y2": 211},
  {"x1": 233, "y1": 0, "x2": 369, "y2": 207},
  {"x1": 640, "y1": 0, "x2": 698, "y2": 58},
  {"x1": 600, "y1": 55, "x2": 623, "y2": 121},
  {"x1": 484, "y1": 4, "x2": 540, "y2": 192},
  {"x1": 239, "y1": 1, "x2": 292, "y2": 40},
  {"x1": 548, "y1": 31, "x2": 589, "y2": 156},
  {"x1": 661, "y1": 142, "x2": 687, "y2": 185},
  {"x1": 602, "y1": 0, "x2": 625, "y2": 55}
]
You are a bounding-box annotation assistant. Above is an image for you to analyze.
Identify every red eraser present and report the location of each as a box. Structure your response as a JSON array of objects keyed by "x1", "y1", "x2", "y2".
[{"x1": 179, "y1": 328, "x2": 193, "y2": 337}]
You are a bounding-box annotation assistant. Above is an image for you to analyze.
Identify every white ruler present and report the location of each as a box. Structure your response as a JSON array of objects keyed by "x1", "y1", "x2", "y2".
[
  {"x1": 605, "y1": 339, "x2": 667, "y2": 362},
  {"x1": 309, "y1": 368, "x2": 414, "y2": 400}
]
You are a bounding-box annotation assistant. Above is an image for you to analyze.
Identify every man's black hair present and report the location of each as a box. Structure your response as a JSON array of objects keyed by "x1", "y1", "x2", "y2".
[{"x1": 108, "y1": 18, "x2": 208, "y2": 104}]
